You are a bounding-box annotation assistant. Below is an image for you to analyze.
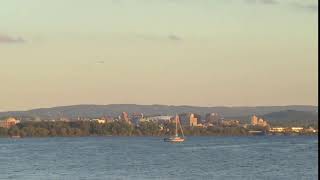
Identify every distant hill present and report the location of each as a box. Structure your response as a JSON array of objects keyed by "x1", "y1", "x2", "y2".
[
  {"x1": 262, "y1": 110, "x2": 318, "y2": 127},
  {"x1": 0, "y1": 104, "x2": 317, "y2": 122}
]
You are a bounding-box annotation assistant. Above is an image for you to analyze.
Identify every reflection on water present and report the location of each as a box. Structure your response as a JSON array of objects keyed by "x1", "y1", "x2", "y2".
[{"x1": 0, "y1": 136, "x2": 318, "y2": 180}]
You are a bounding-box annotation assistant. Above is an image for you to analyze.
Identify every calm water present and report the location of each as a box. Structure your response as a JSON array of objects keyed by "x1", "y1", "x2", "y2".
[{"x1": 0, "y1": 136, "x2": 318, "y2": 180}]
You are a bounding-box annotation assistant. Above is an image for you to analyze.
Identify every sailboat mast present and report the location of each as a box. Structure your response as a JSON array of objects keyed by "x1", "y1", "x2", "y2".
[
  {"x1": 175, "y1": 115, "x2": 178, "y2": 137},
  {"x1": 178, "y1": 117, "x2": 185, "y2": 138}
]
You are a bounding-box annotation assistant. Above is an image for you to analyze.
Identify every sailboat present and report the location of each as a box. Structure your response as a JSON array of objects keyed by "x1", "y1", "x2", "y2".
[{"x1": 164, "y1": 114, "x2": 185, "y2": 143}]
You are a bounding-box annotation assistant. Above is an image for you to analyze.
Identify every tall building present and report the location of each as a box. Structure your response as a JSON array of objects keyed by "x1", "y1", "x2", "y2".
[
  {"x1": 180, "y1": 113, "x2": 198, "y2": 127},
  {"x1": 189, "y1": 114, "x2": 198, "y2": 126},
  {"x1": 119, "y1": 112, "x2": 130, "y2": 123},
  {"x1": 251, "y1": 115, "x2": 259, "y2": 126}
]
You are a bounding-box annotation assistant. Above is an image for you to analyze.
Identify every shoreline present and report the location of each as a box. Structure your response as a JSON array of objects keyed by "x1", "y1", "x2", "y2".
[{"x1": 1, "y1": 134, "x2": 317, "y2": 139}]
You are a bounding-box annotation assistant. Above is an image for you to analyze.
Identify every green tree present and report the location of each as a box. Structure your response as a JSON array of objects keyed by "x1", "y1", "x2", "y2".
[
  {"x1": 0, "y1": 127, "x2": 8, "y2": 137},
  {"x1": 8, "y1": 126, "x2": 20, "y2": 136}
]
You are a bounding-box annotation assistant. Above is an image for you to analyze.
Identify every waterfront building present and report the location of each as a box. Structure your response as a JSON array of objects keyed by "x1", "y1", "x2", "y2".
[
  {"x1": 0, "y1": 117, "x2": 19, "y2": 128},
  {"x1": 291, "y1": 127, "x2": 304, "y2": 133},
  {"x1": 305, "y1": 127, "x2": 317, "y2": 133},
  {"x1": 269, "y1": 127, "x2": 285, "y2": 133}
]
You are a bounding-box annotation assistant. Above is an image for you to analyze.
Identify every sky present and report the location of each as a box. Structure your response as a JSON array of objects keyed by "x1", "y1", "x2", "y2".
[{"x1": 0, "y1": 0, "x2": 318, "y2": 111}]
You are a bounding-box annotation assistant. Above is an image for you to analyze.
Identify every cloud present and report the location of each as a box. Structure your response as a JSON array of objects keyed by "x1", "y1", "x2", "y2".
[
  {"x1": 245, "y1": 0, "x2": 278, "y2": 5},
  {"x1": 291, "y1": 3, "x2": 318, "y2": 12},
  {"x1": 168, "y1": 34, "x2": 182, "y2": 41},
  {"x1": 0, "y1": 34, "x2": 26, "y2": 44},
  {"x1": 96, "y1": 60, "x2": 105, "y2": 64},
  {"x1": 135, "y1": 33, "x2": 183, "y2": 41},
  {"x1": 135, "y1": 34, "x2": 158, "y2": 41},
  {"x1": 244, "y1": 0, "x2": 318, "y2": 13},
  {"x1": 260, "y1": 0, "x2": 278, "y2": 5}
]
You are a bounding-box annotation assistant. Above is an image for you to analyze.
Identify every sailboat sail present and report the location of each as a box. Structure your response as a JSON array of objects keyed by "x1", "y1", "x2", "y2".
[{"x1": 164, "y1": 114, "x2": 185, "y2": 142}]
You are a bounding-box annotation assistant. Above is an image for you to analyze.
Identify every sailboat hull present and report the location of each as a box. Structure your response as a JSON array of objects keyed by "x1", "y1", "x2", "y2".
[{"x1": 164, "y1": 137, "x2": 185, "y2": 143}]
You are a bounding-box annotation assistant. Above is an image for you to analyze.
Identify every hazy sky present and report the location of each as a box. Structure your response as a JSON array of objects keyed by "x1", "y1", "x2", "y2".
[{"x1": 0, "y1": 0, "x2": 318, "y2": 111}]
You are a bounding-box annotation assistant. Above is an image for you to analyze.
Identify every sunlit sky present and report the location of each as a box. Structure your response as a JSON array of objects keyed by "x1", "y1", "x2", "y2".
[{"x1": 0, "y1": 0, "x2": 318, "y2": 111}]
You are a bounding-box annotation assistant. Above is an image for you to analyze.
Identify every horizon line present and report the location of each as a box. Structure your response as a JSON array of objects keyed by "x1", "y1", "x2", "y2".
[{"x1": 1, "y1": 103, "x2": 318, "y2": 113}]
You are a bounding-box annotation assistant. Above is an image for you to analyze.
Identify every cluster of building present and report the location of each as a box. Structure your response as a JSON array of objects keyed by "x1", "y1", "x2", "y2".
[
  {"x1": 111, "y1": 112, "x2": 246, "y2": 128},
  {"x1": 118, "y1": 112, "x2": 201, "y2": 127},
  {"x1": 269, "y1": 127, "x2": 317, "y2": 133},
  {"x1": 250, "y1": 115, "x2": 268, "y2": 127},
  {"x1": 0, "y1": 112, "x2": 224, "y2": 128},
  {"x1": 248, "y1": 115, "x2": 318, "y2": 134},
  {"x1": 203, "y1": 113, "x2": 240, "y2": 127},
  {"x1": 133, "y1": 112, "x2": 239, "y2": 128},
  {"x1": 0, "y1": 112, "x2": 318, "y2": 134}
]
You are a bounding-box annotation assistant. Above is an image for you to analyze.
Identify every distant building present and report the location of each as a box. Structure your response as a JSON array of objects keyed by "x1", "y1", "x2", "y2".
[
  {"x1": 91, "y1": 119, "x2": 106, "y2": 124},
  {"x1": 131, "y1": 113, "x2": 144, "y2": 124},
  {"x1": 203, "y1": 122, "x2": 214, "y2": 128},
  {"x1": 0, "y1": 117, "x2": 19, "y2": 128},
  {"x1": 258, "y1": 118, "x2": 268, "y2": 127},
  {"x1": 148, "y1": 116, "x2": 172, "y2": 122},
  {"x1": 205, "y1": 113, "x2": 221, "y2": 125},
  {"x1": 58, "y1": 117, "x2": 70, "y2": 122},
  {"x1": 305, "y1": 127, "x2": 317, "y2": 133},
  {"x1": 138, "y1": 118, "x2": 150, "y2": 123},
  {"x1": 251, "y1": 115, "x2": 259, "y2": 125},
  {"x1": 221, "y1": 119, "x2": 240, "y2": 126},
  {"x1": 102, "y1": 116, "x2": 114, "y2": 123},
  {"x1": 189, "y1": 114, "x2": 198, "y2": 126},
  {"x1": 119, "y1": 112, "x2": 130, "y2": 123},
  {"x1": 269, "y1": 127, "x2": 285, "y2": 133},
  {"x1": 291, "y1": 127, "x2": 304, "y2": 133},
  {"x1": 138, "y1": 115, "x2": 172, "y2": 124},
  {"x1": 251, "y1": 115, "x2": 268, "y2": 127},
  {"x1": 180, "y1": 113, "x2": 198, "y2": 127}
]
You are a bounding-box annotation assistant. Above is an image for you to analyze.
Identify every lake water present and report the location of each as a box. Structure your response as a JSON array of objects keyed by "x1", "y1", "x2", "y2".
[{"x1": 0, "y1": 136, "x2": 318, "y2": 180}]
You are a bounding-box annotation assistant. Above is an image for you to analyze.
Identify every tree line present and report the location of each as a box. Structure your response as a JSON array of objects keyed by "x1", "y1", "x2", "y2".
[{"x1": 0, "y1": 121, "x2": 251, "y2": 137}]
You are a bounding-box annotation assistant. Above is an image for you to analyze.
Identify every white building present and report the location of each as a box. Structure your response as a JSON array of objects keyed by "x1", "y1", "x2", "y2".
[
  {"x1": 91, "y1": 119, "x2": 106, "y2": 124},
  {"x1": 291, "y1": 127, "x2": 304, "y2": 133},
  {"x1": 147, "y1": 116, "x2": 172, "y2": 122}
]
